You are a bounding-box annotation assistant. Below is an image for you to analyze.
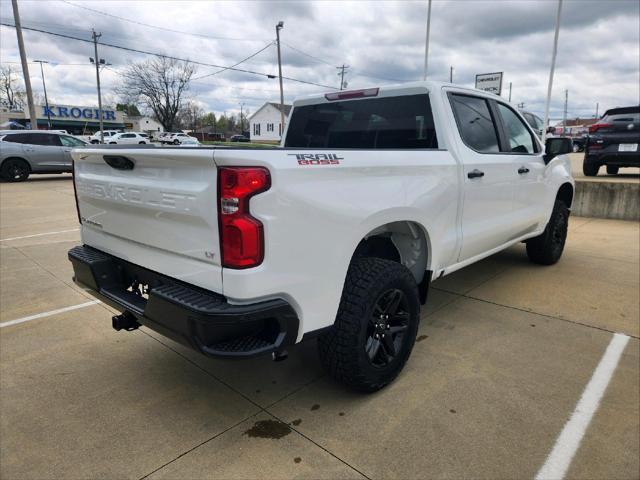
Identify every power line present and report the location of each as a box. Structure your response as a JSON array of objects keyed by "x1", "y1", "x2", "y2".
[
  {"x1": 192, "y1": 41, "x2": 275, "y2": 80},
  {"x1": 0, "y1": 22, "x2": 339, "y2": 90},
  {"x1": 59, "y1": 0, "x2": 271, "y2": 43},
  {"x1": 283, "y1": 43, "x2": 337, "y2": 67},
  {"x1": 1, "y1": 61, "x2": 93, "y2": 66},
  {"x1": 283, "y1": 42, "x2": 407, "y2": 84},
  {"x1": 350, "y1": 71, "x2": 407, "y2": 83}
]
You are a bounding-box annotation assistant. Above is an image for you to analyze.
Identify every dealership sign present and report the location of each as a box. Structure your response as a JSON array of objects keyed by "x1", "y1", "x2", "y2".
[
  {"x1": 475, "y1": 72, "x2": 503, "y2": 95},
  {"x1": 40, "y1": 105, "x2": 117, "y2": 121}
]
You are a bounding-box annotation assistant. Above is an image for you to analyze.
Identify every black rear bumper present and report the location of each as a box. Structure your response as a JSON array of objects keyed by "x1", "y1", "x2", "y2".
[
  {"x1": 68, "y1": 245, "x2": 298, "y2": 358},
  {"x1": 584, "y1": 150, "x2": 640, "y2": 167}
]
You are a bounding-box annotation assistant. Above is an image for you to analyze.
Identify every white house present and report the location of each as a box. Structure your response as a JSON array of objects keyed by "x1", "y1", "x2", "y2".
[
  {"x1": 127, "y1": 116, "x2": 164, "y2": 135},
  {"x1": 249, "y1": 102, "x2": 292, "y2": 143}
]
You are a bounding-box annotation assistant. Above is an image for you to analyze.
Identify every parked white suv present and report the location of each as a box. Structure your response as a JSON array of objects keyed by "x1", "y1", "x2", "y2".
[
  {"x1": 89, "y1": 130, "x2": 120, "y2": 144},
  {"x1": 107, "y1": 132, "x2": 150, "y2": 145},
  {"x1": 69, "y1": 81, "x2": 574, "y2": 392},
  {"x1": 164, "y1": 132, "x2": 191, "y2": 145}
]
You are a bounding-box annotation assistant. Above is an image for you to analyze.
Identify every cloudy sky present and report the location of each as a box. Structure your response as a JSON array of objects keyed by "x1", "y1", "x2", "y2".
[{"x1": 1, "y1": 0, "x2": 638, "y2": 122}]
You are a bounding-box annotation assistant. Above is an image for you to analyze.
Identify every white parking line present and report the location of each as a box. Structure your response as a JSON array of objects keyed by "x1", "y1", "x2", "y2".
[
  {"x1": 0, "y1": 300, "x2": 101, "y2": 329},
  {"x1": 0, "y1": 228, "x2": 79, "y2": 242},
  {"x1": 535, "y1": 333, "x2": 630, "y2": 480}
]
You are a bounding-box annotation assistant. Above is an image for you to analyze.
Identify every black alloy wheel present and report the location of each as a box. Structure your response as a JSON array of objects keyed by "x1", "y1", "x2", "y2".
[
  {"x1": 1, "y1": 159, "x2": 30, "y2": 182},
  {"x1": 366, "y1": 289, "x2": 410, "y2": 367}
]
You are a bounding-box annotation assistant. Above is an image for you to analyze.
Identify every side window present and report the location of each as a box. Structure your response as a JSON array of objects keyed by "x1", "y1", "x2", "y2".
[
  {"x1": 449, "y1": 94, "x2": 500, "y2": 153},
  {"x1": 60, "y1": 135, "x2": 86, "y2": 147},
  {"x1": 497, "y1": 104, "x2": 537, "y2": 153},
  {"x1": 2, "y1": 134, "x2": 28, "y2": 143},
  {"x1": 522, "y1": 113, "x2": 536, "y2": 130},
  {"x1": 27, "y1": 134, "x2": 62, "y2": 146}
]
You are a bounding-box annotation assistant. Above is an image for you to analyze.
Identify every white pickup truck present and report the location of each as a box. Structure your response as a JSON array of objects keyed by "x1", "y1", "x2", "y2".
[{"x1": 68, "y1": 81, "x2": 574, "y2": 392}]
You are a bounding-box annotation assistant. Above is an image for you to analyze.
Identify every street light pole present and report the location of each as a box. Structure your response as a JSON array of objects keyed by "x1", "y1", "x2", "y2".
[
  {"x1": 33, "y1": 60, "x2": 51, "y2": 129},
  {"x1": 275, "y1": 21, "x2": 285, "y2": 137},
  {"x1": 91, "y1": 29, "x2": 105, "y2": 144},
  {"x1": 542, "y1": 0, "x2": 563, "y2": 143},
  {"x1": 423, "y1": 0, "x2": 432, "y2": 80}
]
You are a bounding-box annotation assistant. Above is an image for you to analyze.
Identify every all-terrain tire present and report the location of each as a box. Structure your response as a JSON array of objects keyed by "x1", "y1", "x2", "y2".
[
  {"x1": 317, "y1": 257, "x2": 420, "y2": 392},
  {"x1": 606, "y1": 165, "x2": 619, "y2": 175},
  {"x1": 1, "y1": 158, "x2": 30, "y2": 182},
  {"x1": 526, "y1": 199, "x2": 569, "y2": 265},
  {"x1": 583, "y1": 162, "x2": 599, "y2": 176}
]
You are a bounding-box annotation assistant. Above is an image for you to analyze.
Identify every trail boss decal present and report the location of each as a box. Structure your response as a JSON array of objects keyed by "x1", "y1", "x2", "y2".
[{"x1": 289, "y1": 153, "x2": 343, "y2": 165}]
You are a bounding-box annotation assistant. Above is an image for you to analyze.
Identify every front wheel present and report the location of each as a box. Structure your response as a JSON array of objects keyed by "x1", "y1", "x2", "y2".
[
  {"x1": 572, "y1": 143, "x2": 580, "y2": 153},
  {"x1": 173, "y1": 139, "x2": 180, "y2": 145},
  {"x1": 317, "y1": 257, "x2": 420, "y2": 392},
  {"x1": 1, "y1": 158, "x2": 30, "y2": 182},
  {"x1": 526, "y1": 199, "x2": 569, "y2": 265}
]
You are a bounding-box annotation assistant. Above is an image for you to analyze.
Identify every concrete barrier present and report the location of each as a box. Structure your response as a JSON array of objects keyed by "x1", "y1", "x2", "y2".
[{"x1": 572, "y1": 179, "x2": 639, "y2": 221}]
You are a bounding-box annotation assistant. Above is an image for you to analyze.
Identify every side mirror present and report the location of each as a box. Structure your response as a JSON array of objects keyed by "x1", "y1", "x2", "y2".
[
  {"x1": 546, "y1": 126, "x2": 555, "y2": 134},
  {"x1": 544, "y1": 137, "x2": 573, "y2": 164}
]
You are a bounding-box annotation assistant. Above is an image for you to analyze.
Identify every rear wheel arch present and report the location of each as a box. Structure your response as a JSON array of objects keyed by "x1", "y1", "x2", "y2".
[
  {"x1": 556, "y1": 182, "x2": 574, "y2": 209},
  {"x1": 1, "y1": 156, "x2": 30, "y2": 169},
  {"x1": 352, "y1": 220, "x2": 430, "y2": 286}
]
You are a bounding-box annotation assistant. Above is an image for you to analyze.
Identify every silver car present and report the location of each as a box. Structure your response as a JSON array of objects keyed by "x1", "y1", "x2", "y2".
[{"x1": 0, "y1": 130, "x2": 87, "y2": 182}]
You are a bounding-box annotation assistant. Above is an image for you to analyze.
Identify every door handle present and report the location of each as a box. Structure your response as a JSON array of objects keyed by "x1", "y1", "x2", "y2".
[
  {"x1": 467, "y1": 169, "x2": 484, "y2": 179},
  {"x1": 518, "y1": 167, "x2": 530, "y2": 174}
]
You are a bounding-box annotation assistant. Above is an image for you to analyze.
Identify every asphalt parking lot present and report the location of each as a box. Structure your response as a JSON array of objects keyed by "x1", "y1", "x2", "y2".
[{"x1": 1, "y1": 174, "x2": 638, "y2": 480}]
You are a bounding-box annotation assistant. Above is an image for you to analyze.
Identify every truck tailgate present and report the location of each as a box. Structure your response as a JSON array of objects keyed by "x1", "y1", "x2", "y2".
[{"x1": 73, "y1": 147, "x2": 223, "y2": 293}]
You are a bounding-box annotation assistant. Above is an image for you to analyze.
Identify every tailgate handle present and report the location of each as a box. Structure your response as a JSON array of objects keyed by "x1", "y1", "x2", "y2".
[{"x1": 104, "y1": 155, "x2": 135, "y2": 170}]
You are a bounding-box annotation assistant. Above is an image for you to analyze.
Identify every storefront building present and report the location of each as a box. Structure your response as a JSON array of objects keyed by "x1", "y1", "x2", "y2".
[{"x1": 0, "y1": 104, "x2": 126, "y2": 134}]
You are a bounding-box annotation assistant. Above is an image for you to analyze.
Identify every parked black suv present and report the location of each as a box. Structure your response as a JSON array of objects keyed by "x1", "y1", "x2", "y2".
[
  {"x1": 583, "y1": 106, "x2": 640, "y2": 176},
  {"x1": 230, "y1": 135, "x2": 250, "y2": 143}
]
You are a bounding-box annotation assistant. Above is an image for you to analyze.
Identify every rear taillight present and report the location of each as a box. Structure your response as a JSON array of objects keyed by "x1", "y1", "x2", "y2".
[
  {"x1": 72, "y1": 159, "x2": 81, "y2": 223},
  {"x1": 588, "y1": 123, "x2": 611, "y2": 134},
  {"x1": 218, "y1": 167, "x2": 270, "y2": 269}
]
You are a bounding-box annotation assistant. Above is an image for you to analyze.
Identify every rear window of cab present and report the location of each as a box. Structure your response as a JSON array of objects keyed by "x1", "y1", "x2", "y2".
[{"x1": 285, "y1": 94, "x2": 438, "y2": 149}]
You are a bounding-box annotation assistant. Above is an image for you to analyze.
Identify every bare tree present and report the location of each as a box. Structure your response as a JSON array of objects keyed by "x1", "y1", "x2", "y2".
[
  {"x1": 0, "y1": 65, "x2": 25, "y2": 110},
  {"x1": 117, "y1": 57, "x2": 195, "y2": 131},
  {"x1": 177, "y1": 100, "x2": 204, "y2": 131}
]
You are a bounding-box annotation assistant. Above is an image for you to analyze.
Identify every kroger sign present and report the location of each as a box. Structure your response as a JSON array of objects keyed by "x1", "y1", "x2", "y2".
[{"x1": 41, "y1": 105, "x2": 117, "y2": 121}]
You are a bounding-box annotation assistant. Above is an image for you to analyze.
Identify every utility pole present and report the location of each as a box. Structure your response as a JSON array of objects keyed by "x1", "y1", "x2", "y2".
[
  {"x1": 508, "y1": 82, "x2": 512, "y2": 102},
  {"x1": 542, "y1": 0, "x2": 563, "y2": 143},
  {"x1": 11, "y1": 0, "x2": 37, "y2": 129},
  {"x1": 33, "y1": 60, "x2": 50, "y2": 129},
  {"x1": 449, "y1": 66, "x2": 453, "y2": 83},
  {"x1": 239, "y1": 102, "x2": 244, "y2": 133},
  {"x1": 275, "y1": 21, "x2": 285, "y2": 137},
  {"x1": 595, "y1": 102, "x2": 599, "y2": 119},
  {"x1": 337, "y1": 64, "x2": 350, "y2": 90},
  {"x1": 561, "y1": 89, "x2": 568, "y2": 137},
  {"x1": 91, "y1": 29, "x2": 104, "y2": 143},
  {"x1": 423, "y1": 0, "x2": 432, "y2": 80}
]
